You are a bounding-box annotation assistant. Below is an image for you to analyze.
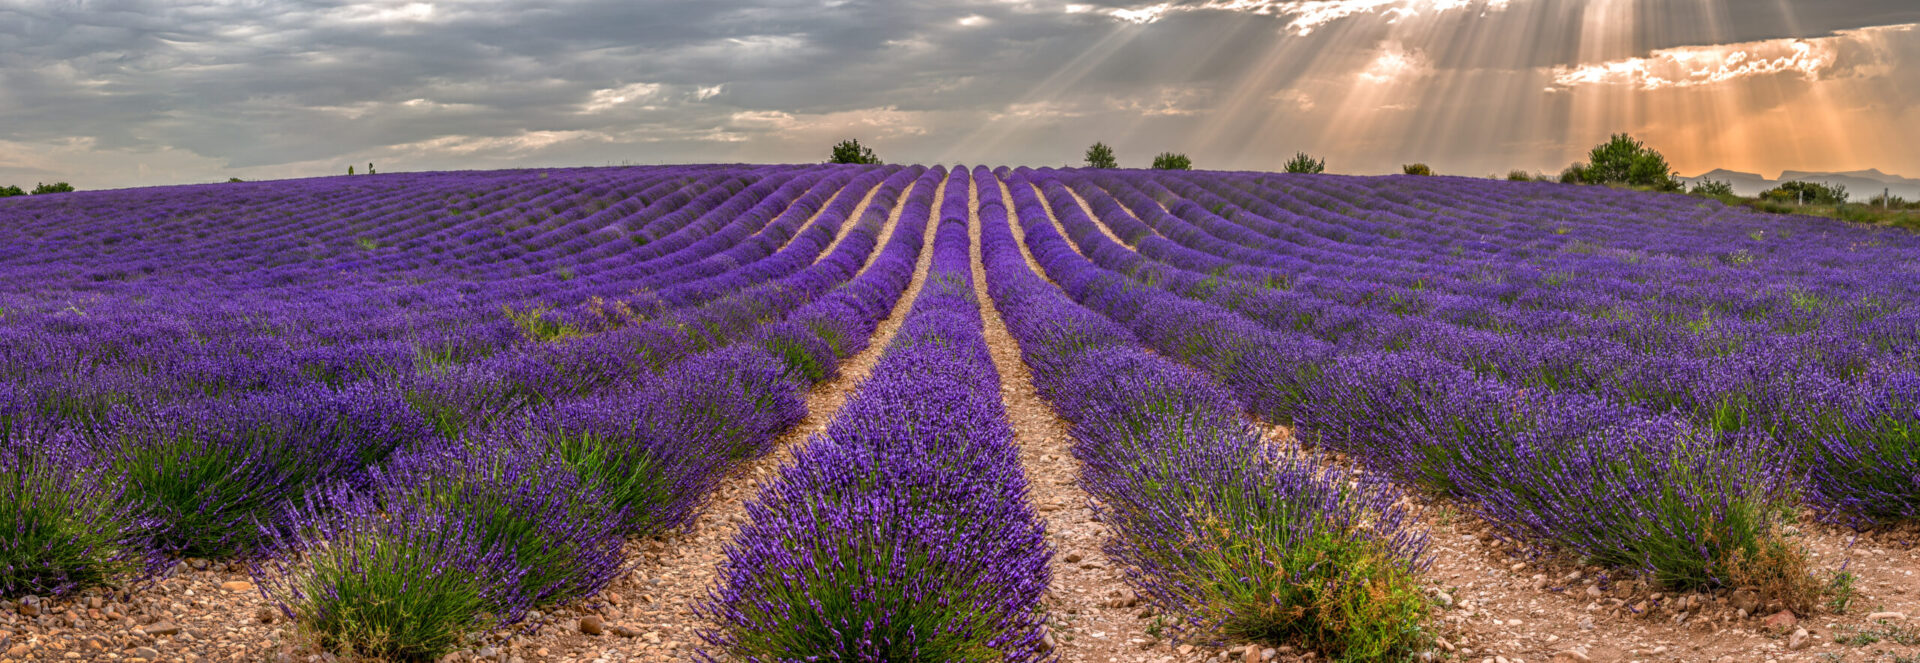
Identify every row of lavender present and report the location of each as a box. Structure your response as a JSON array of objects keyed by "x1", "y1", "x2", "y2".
[
  {"x1": 1058, "y1": 169, "x2": 1919, "y2": 525},
  {"x1": 975, "y1": 168, "x2": 1432, "y2": 657},
  {"x1": 702, "y1": 167, "x2": 1054, "y2": 660},
  {"x1": 1012, "y1": 167, "x2": 1912, "y2": 607},
  {"x1": 0, "y1": 164, "x2": 961, "y2": 659}
]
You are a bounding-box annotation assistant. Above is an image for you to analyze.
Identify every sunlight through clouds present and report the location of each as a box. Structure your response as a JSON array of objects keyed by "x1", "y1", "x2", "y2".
[{"x1": 1549, "y1": 25, "x2": 1916, "y2": 91}]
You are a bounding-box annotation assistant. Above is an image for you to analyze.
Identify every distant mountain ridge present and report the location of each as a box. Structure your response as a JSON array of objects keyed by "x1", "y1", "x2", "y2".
[{"x1": 1680, "y1": 168, "x2": 1920, "y2": 201}]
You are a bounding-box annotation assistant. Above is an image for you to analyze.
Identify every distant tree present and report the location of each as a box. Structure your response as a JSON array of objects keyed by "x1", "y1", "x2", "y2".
[
  {"x1": 1084, "y1": 142, "x2": 1118, "y2": 169},
  {"x1": 1567, "y1": 134, "x2": 1681, "y2": 190},
  {"x1": 1690, "y1": 179, "x2": 1735, "y2": 197},
  {"x1": 1284, "y1": 152, "x2": 1325, "y2": 174},
  {"x1": 348, "y1": 166, "x2": 355, "y2": 175},
  {"x1": 1507, "y1": 170, "x2": 1534, "y2": 182},
  {"x1": 228, "y1": 177, "x2": 245, "y2": 183},
  {"x1": 31, "y1": 182, "x2": 73, "y2": 195},
  {"x1": 1763, "y1": 180, "x2": 1848, "y2": 206},
  {"x1": 0, "y1": 185, "x2": 24, "y2": 197},
  {"x1": 369, "y1": 162, "x2": 376, "y2": 175},
  {"x1": 1150, "y1": 152, "x2": 1191, "y2": 170},
  {"x1": 1401, "y1": 163, "x2": 1433, "y2": 176},
  {"x1": 828, "y1": 139, "x2": 883, "y2": 165}
]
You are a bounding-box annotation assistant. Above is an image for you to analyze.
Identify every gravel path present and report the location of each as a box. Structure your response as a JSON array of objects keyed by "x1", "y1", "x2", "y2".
[{"x1": 972, "y1": 172, "x2": 1155, "y2": 662}]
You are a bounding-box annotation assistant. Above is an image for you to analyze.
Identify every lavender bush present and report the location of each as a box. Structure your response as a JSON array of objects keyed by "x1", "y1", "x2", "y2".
[{"x1": 1, "y1": 428, "x2": 158, "y2": 598}]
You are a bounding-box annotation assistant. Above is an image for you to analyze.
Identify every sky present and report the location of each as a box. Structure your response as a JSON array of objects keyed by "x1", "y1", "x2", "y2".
[{"x1": 3, "y1": 0, "x2": 1918, "y2": 190}]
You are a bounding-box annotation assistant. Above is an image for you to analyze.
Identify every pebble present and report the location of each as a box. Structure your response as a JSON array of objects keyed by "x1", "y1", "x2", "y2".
[
  {"x1": 256, "y1": 606, "x2": 278, "y2": 623},
  {"x1": 1868, "y1": 611, "x2": 1908, "y2": 621},
  {"x1": 579, "y1": 615, "x2": 605, "y2": 635},
  {"x1": 144, "y1": 622, "x2": 183, "y2": 636},
  {"x1": 610, "y1": 625, "x2": 641, "y2": 638},
  {"x1": 1063, "y1": 552, "x2": 1084, "y2": 563},
  {"x1": 1762, "y1": 610, "x2": 1797, "y2": 631},
  {"x1": 221, "y1": 581, "x2": 255, "y2": 592},
  {"x1": 1788, "y1": 628, "x2": 1810, "y2": 651},
  {"x1": 133, "y1": 646, "x2": 161, "y2": 659}
]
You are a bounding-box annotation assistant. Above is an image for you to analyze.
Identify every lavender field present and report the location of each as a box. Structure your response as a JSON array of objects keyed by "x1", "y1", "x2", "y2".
[{"x1": 2, "y1": 164, "x2": 1919, "y2": 662}]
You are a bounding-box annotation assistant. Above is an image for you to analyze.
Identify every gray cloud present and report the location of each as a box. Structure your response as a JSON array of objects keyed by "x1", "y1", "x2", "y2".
[{"x1": 1, "y1": 0, "x2": 1917, "y2": 188}]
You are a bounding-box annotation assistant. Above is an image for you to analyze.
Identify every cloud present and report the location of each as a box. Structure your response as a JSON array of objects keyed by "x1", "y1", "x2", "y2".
[
  {"x1": 1550, "y1": 24, "x2": 1914, "y2": 91},
  {"x1": 1093, "y1": 0, "x2": 1511, "y2": 34}
]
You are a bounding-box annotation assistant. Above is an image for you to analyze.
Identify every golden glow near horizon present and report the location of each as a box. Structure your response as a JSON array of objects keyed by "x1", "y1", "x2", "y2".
[{"x1": 1009, "y1": 0, "x2": 1920, "y2": 178}]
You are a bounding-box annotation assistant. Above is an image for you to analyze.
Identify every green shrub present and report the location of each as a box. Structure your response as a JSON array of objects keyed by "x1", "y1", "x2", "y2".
[
  {"x1": 1507, "y1": 170, "x2": 1533, "y2": 182},
  {"x1": 1691, "y1": 179, "x2": 1736, "y2": 197},
  {"x1": 1763, "y1": 180, "x2": 1848, "y2": 205},
  {"x1": 1152, "y1": 152, "x2": 1193, "y2": 170},
  {"x1": 1284, "y1": 152, "x2": 1325, "y2": 174},
  {"x1": 1085, "y1": 142, "x2": 1118, "y2": 169},
  {"x1": 828, "y1": 139, "x2": 882, "y2": 165},
  {"x1": 1566, "y1": 134, "x2": 1681, "y2": 190},
  {"x1": 31, "y1": 182, "x2": 74, "y2": 195},
  {"x1": 1401, "y1": 163, "x2": 1433, "y2": 176},
  {"x1": 0, "y1": 185, "x2": 25, "y2": 197}
]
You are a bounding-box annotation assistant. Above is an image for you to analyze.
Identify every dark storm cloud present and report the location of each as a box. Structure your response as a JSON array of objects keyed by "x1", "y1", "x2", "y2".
[{"x1": 0, "y1": 0, "x2": 1916, "y2": 187}]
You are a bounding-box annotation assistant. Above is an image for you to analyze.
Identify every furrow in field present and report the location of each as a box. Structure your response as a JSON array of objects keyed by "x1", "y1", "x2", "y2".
[
  {"x1": 809, "y1": 170, "x2": 888, "y2": 260},
  {"x1": 973, "y1": 171, "x2": 1153, "y2": 661}
]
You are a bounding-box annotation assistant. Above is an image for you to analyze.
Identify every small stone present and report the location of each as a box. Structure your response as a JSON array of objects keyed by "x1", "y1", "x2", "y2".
[
  {"x1": 256, "y1": 607, "x2": 278, "y2": 623},
  {"x1": 1788, "y1": 628, "x2": 1810, "y2": 651},
  {"x1": 1762, "y1": 610, "x2": 1797, "y2": 631},
  {"x1": 610, "y1": 625, "x2": 641, "y2": 638},
  {"x1": 1242, "y1": 644, "x2": 1261, "y2": 662},
  {"x1": 133, "y1": 646, "x2": 161, "y2": 659},
  {"x1": 1433, "y1": 591, "x2": 1454, "y2": 607},
  {"x1": 16, "y1": 602, "x2": 38, "y2": 617},
  {"x1": 1868, "y1": 611, "x2": 1908, "y2": 621},
  {"x1": 221, "y1": 581, "x2": 254, "y2": 592},
  {"x1": 1435, "y1": 637, "x2": 1455, "y2": 652},
  {"x1": 145, "y1": 622, "x2": 182, "y2": 636},
  {"x1": 1730, "y1": 589, "x2": 1761, "y2": 613},
  {"x1": 1510, "y1": 563, "x2": 1527, "y2": 572},
  {"x1": 579, "y1": 615, "x2": 605, "y2": 635},
  {"x1": 1041, "y1": 631, "x2": 1057, "y2": 651},
  {"x1": 1063, "y1": 552, "x2": 1084, "y2": 563},
  {"x1": 1262, "y1": 649, "x2": 1277, "y2": 661},
  {"x1": 1179, "y1": 644, "x2": 1195, "y2": 655},
  {"x1": 1552, "y1": 650, "x2": 1591, "y2": 663},
  {"x1": 1585, "y1": 585, "x2": 1603, "y2": 598},
  {"x1": 8, "y1": 643, "x2": 32, "y2": 657},
  {"x1": 87, "y1": 596, "x2": 103, "y2": 610}
]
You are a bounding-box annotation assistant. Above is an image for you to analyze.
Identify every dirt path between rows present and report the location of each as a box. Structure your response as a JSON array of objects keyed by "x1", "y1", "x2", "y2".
[{"x1": 970, "y1": 172, "x2": 1153, "y2": 662}]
